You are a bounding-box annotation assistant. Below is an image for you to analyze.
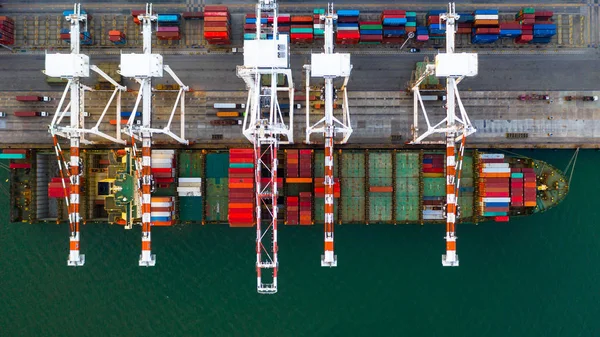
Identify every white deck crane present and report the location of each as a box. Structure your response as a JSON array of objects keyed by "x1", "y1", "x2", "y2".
[
  {"x1": 236, "y1": 0, "x2": 294, "y2": 294},
  {"x1": 409, "y1": 2, "x2": 478, "y2": 266},
  {"x1": 120, "y1": 3, "x2": 190, "y2": 267},
  {"x1": 303, "y1": 3, "x2": 352, "y2": 267},
  {"x1": 45, "y1": 3, "x2": 127, "y2": 267}
]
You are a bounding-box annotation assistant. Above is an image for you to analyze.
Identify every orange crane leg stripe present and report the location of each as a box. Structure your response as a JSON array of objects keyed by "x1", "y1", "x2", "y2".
[
  {"x1": 325, "y1": 241, "x2": 334, "y2": 251},
  {"x1": 446, "y1": 241, "x2": 456, "y2": 251},
  {"x1": 70, "y1": 241, "x2": 79, "y2": 250},
  {"x1": 142, "y1": 241, "x2": 151, "y2": 250}
]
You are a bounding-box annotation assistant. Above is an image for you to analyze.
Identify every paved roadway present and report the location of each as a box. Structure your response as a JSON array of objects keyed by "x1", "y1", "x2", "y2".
[{"x1": 0, "y1": 53, "x2": 598, "y2": 92}]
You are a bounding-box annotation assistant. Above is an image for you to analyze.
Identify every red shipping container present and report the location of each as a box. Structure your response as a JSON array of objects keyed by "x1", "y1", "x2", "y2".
[
  {"x1": 383, "y1": 10, "x2": 406, "y2": 15},
  {"x1": 205, "y1": 5, "x2": 228, "y2": 12},
  {"x1": 483, "y1": 192, "x2": 509, "y2": 197},
  {"x1": 9, "y1": 163, "x2": 31, "y2": 169}
]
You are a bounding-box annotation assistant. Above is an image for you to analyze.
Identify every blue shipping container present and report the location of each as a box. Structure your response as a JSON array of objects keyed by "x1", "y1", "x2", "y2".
[
  {"x1": 529, "y1": 37, "x2": 552, "y2": 43},
  {"x1": 382, "y1": 18, "x2": 407, "y2": 25},
  {"x1": 360, "y1": 30, "x2": 382, "y2": 35},
  {"x1": 383, "y1": 29, "x2": 406, "y2": 36},
  {"x1": 429, "y1": 24, "x2": 447, "y2": 30},
  {"x1": 245, "y1": 18, "x2": 268, "y2": 24},
  {"x1": 485, "y1": 202, "x2": 510, "y2": 208},
  {"x1": 337, "y1": 23, "x2": 359, "y2": 28},
  {"x1": 429, "y1": 10, "x2": 445, "y2": 15},
  {"x1": 63, "y1": 10, "x2": 87, "y2": 16},
  {"x1": 499, "y1": 30, "x2": 522, "y2": 37},
  {"x1": 337, "y1": 9, "x2": 360, "y2": 17},
  {"x1": 157, "y1": 14, "x2": 181, "y2": 23},
  {"x1": 474, "y1": 9, "x2": 499, "y2": 15},
  {"x1": 121, "y1": 111, "x2": 141, "y2": 118},
  {"x1": 533, "y1": 24, "x2": 556, "y2": 30}
]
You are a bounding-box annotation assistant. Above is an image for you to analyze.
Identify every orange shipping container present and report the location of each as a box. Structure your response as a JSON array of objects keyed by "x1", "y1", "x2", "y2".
[
  {"x1": 286, "y1": 177, "x2": 312, "y2": 184},
  {"x1": 204, "y1": 26, "x2": 229, "y2": 32},
  {"x1": 524, "y1": 182, "x2": 536, "y2": 188},
  {"x1": 229, "y1": 183, "x2": 253, "y2": 189},
  {"x1": 473, "y1": 19, "x2": 499, "y2": 26},
  {"x1": 229, "y1": 203, "x2": 254, "y2": 209},
  {"x1": 370, "y1": 186, "x2": 393, "y2": 193},
  {"x1": 153, "y1": 221, "x2": 174, "y2": 226},
  {"x1": 205, "y1": 16, "x2": 229, "y2": 22}
]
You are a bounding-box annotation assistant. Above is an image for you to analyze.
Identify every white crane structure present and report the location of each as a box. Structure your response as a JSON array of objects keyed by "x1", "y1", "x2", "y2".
[
  {"x1": 45, "y1": 3, "x2": 127, "y2": 267},
  {"x1": 120, "y1": 3, "x2": 190, "y2": 267},
  {"x1": 409, "y1": 2, "x2": 478, "y2": 267},
  {"x1": 303, "y1": 3, "x2": 352, "y2": 267},
  {"x1": 236, "y1": 0, "x2": 294, "y2": 294}
]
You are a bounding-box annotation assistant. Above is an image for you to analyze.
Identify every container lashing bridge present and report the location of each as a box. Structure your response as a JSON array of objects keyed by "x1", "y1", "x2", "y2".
[
  {"x1": 409, "y1": 2, "x2": 478, "y2": 267},
  {"x1": 236, "y1": 0, "x2": 294, "y2": 294},
  {"x1": 45, "y1": 3, "x2": 127, "y2": 267},
  {"x1": 303, "y1": 3, "x2": 353, "y2": 268},
  {"x1": 120, "y1": 3, "x2": 190, "y2": 267}
]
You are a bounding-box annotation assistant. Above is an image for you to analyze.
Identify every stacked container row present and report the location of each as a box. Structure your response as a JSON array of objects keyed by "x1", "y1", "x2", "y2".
[
  {"x1": 422, "y1": 153, "x2": 444, "y2": 178},
  {"x1": 313, "y1": 8, "x2": 325, "y2": 39},
  {"x1": 299, "y1": 192, "x2": 312, "y2": 225},
  {"x1": 510, "y1": 168, "x2": 524, "y2": 207},
  {"x1": 314, "y1": 178, "x2": 340, "y2": 198},
  {"x1": 290, "y1": 15, "x2": 314, "y2": 43},
  {"x1": 286, "y1": 196, "x2": 299, "y2": 225},
  {"x1": 336, "y1": 9, "x2": 360, "y2": 44},
  {"x1": 359, "y1": 20, "x2": 382, "y2": 44},
  {"x1": 131, "y1": 10, "x2": 146, "y2": 25},
  {"x1": 479, "y1": 154, "x2": 510, "y2": 216},
  {"x1": 204, "y1": 5, "x2": 231, "y2": 45},
  {"x1": 60, "y1": 29, "x2": 93, "y2": 45},
  {"x1": 48, "y1": 177, "x2": 70, "y2": 198},
  {"x1": 0, "y1": 16, "x2": 14, "y2": 45},
  {"x1": 151, "y1": 150, "x2": 176, "y2": 185},
  {"x1": 109, "y1": 30, "x2": 126, "y2": 45},
  {"x1": 228, "y1": 149, "x2": 254, "y2": 227},
  {"x1": 522, "y1": 167, "x2": 537, "y2": 207},
  {"x1": 151, "y1": 197, "x2": 175, "y2": 226},
  {"x1": 472, "y1": 9, "x2": 499, "y2": 44},
  {"x1": 157, "y1": 14, "x2": 182, "y2": 41},
  {"x1": 427, "y1": 10, "x2": 446, "y2": 40}
]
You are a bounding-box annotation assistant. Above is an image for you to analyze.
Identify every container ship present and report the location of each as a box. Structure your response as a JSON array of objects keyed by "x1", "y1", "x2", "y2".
[{"x1": 6, "y1": 147, "x2": 568, "y2": 226}]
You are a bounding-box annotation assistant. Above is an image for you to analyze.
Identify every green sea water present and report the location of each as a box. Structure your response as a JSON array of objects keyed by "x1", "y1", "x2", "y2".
[{"x1": 0, "y1": 149, "x2": 599, "y2": 337}]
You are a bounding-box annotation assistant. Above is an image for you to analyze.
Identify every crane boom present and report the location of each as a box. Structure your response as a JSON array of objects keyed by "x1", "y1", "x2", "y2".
[
  {"x1": 408, "y1": 2, "x2": 478, "y2": 266},
  {"x1": 304, "y1": 3, "x2": 352, "y2": 267}
]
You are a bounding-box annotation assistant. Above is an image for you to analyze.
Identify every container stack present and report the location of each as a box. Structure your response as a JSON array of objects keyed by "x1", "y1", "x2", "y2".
[
  {"x1": 274, "y1": 13, "x2": 291, "y2": 36},
  {"x1": 299, "y1": 192, "x2": 312, "y2": 225},
  {"x1": 531, "y1": 23, "x2": 556, "y2": 44},
  {"x1": 516, "y1": 7, "x2": 535, "y2": 25},
  {"x1": 416, "y1": 26, "x2": 429, "y2": 42},
  {"x1": 61, "y1": 29, "x2": 92, "y2": 45},
  {"x1": 456, "y1": 12, "x2": 474, "y2": 34},
  {"x1": 499, "y1": 22, "x2": 522, "y2": 38},
  {"x1": 479, "y1": 154, "x2": 510, "y2": 217},
  {"x1": 510, "y1": 169, "x2": 524, "y2": 207},
  {"x1": 286, "y1": 149, "x2": 299, "y2": 178},
  {"x1": 359, "y1": 21, "x2": 382, "y2": 44},
  {"x1": 290, "y1": 15, "x2": 313, "y2": 43},
  {"x1": 48, "y1": 177, "x2": 70, "y2": 198},
  {"x1": 422, "y1": 196, "x2": 445, "y2": 220},
  {"x1": 150, "y1": 197, "x2": 175, "y2": 226},
  {"x1": 243, "y1": 13, "x2": 267, "y2": 40},
  {"x1": 381, "y1": 10, "x2": 406, "y2": 44},
  {"x1": 427, "y1": 10, "x2": 446, "y2": 39},
  {"x1": 131, "y1": 10, "x2": 145, "y2": 25},
  {"x1": 405, "y1": 12, "x2": 417, "y2": 36},
  {"x1": 336, "y1": 9, "x2": 360, "y2": 45},
  {"x1": 156, "y1": 14, "x2": 181, "y2": 40},
  {"x1": 516, "y1": 24, "x2": 534, "y2": 43},
  {"x1": 228, "y1": 149, "x2": 255, "y2": 227},
  {"x1": 313, "y1": 8, "x2": 325, "y2": 39},
  {"x1": 472, "y1": 9, "x2": 500, "y2": 44},
  {"x1": 151, "y1": 150, "x2": 175, "y2": 186},
  {"x1": 204, "y1": 5, "x2": 231, "y2": 45},
  {"x1": 177, "y1": 178, "x2": 201, "y2": 197},
  {"x1": 522, "y1": 167, "x2": 537, "y2": 207},
  {"x1": 314, "y1": 178, "x2": 340, "y2": 198},
  {"x1": 422, "y1": 154, "x2": 444, "y2": 178},
  {"x1": 0, "y1": 16, "x2": 15, "y2": 46},
  {"x1": 286, "y1": 196, "x2": 299, "y2": 225},
  {"x1": 108, "y1": 30, "x2": 126, "y2": 45},
  {"x1": 299, "y1": 150, "x2": 312, "y2": 178}
]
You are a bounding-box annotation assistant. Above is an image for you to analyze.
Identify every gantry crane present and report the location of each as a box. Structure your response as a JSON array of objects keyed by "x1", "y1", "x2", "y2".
[
  {"x1": 45, "y1": 3, "x2": 127, "y2": 267},
  {"x1": 409, "y1": 2, "x2": 478, "y2": 266},
  {"x1": 120, "y1": 3, "x2": 190, "y2": 266},
  {"x1": 236, "y1": 0, "x2": 294, "y2": 294},
  {"x1": 303, "y1": 3, "x2": 352, "y2": 267}
]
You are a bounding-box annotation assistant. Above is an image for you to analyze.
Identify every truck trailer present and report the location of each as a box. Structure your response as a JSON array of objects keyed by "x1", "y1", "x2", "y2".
[
  {"x1": 14, "y1": 111, "x2": 48, "y2": 117},
  {"x1": 15, "y1": 96, "x2": 52, "y2": 102}
]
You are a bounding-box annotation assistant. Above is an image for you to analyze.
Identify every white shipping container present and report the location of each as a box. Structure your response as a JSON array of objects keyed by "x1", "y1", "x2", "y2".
[
  {"x1": 151, "y1": 211, "x2": 171, "y2": 217},
  {"x1": 482, "y1": 197, "x2": 511, "y2": 203},
  {"x1": 313, "y1": 24, "x2": 325, "y2": 29},
  {"x1": 151, "y1": 158, "x2": 173, "y2": 164},
  {"x1": 480, "y1": 154, "x2": 504, "y2": 159},
  {"x1": 474, "y1": 14, "x2": 499, "y2": 21},
  {"x1": 482, "y1": 167, "x2": 511, "y2": 173},
  {"x1": 336, "y1": 26, "x2": 359, "y2": 31},
  {"x1": 177, "y1": 186, "x2": 202, "y2": 196},
  {"x1": 151, "y1": 162, "x2": 172, "y2": 169},
  {"x1": 151, "y1": 150, "x2": 175, "y2": 155},
  {"x1": 151, "y1": 202, "x2": 172, "y2": 207},
  {"x1": 483, "y1": 163, "x2": 510, "y2": 168},
  {"x1": 178, "y1": 177, "x2": 202, "y2": 183}
]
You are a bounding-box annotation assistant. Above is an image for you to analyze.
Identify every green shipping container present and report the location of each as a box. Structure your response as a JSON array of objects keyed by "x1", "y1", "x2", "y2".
[
  {"x1": 313, "y1": 8, "x2": 325, "y2": 14},
  {"x1": 406, "y1": 22, "x2": 416, "y2": 27},
  {"x1": 360, "y1": 24, "x2": 383, "y2": 30},
  {"x1": 229, "y1": 163, "x2": 254, "y2": 169},
  {"x1": 406, "y1": 12, "x2": 417, "y2": 17},
  {"x1": 522, "y1": 7, "x2": 535, "y2": 14},
  {"x1": 0, "y1": 153, "x2": 25, "y2": 159},
  {"x1": 511, "y1": 173, "x2": 524, "y2": 178},
  {"x1": 314, "y1": 28, "x2": 324, "y2": 35},
  {"x1": 290, "y1": 28, "x2": 313, "y2": 34}
]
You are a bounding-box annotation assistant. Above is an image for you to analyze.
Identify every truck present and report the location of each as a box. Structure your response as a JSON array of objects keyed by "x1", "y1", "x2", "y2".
[
  {"x1": 213, "y1": 103, "x2": 245, "y2": 109},
  {"x1": 279, "y1": 103, "x2": 302, "y2": 110},
  {"x1": 16, "y1": 95, "x2": 52, "y2": 102},
  {"x1": 420, "y1": 95, "x2": 447, "y2": 101},
  {"x1": 61, "y1": 111, "x2": 90, "y2": 117},
  {"x1": 564, "y1": 95, "x2": 598, "y2": 102},
  {"x1": 0, "y1": 112, "x2": 5, "y2": 117},
  {"x1": 14, "y1": 111, "x2": 48, "y2": 117},
  {"x1": 518, "y1": 94, "x2": 549, "y2": 101}
]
